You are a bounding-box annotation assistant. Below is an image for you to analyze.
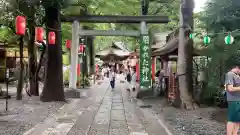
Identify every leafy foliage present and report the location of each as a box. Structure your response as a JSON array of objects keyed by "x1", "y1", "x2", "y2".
[
  {"x1": 61, "y1": 0, "x2": 180, "y2": 51},
  {"x1": 197, "y1": 0, "x2": 240, "y2": 104}
]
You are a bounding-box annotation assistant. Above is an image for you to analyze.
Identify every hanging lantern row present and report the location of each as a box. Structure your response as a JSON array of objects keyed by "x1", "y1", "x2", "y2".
[
  {"x1": 189, "y1": 33, "x2": 193, "y2": 39},
  {"x1": 15, "y1": 15, "x2": 56, "y2": 45},
  {"x1": 66, "y1": 40, "x2": 71, "y2": 49},
  {"x1": 203, "y1": 35, "x2": 211, "y2": 45},
  {"x1": 189, "y1": 33, "x2": 235, "y2": 45},
  {"x1": 225, "y1": 34, "x2": 234, "y2": 45},
  {"x1": 35, "y1": 27, "x2": 44, "y2": 42},
  {"x1": 15, "y1": 16, "x2": 26, "y2": 35},
  {"x1": 65, "y1": 40, "x2": 86, "y2": 53},
  {"x1": 48, "y1": 32, "x2": 56, "y2": 45}
]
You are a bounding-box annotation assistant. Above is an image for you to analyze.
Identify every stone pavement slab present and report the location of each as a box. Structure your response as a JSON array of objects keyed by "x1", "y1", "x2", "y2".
[
  {"x1": 120, "y1": 80, "x2": 172, "y2": 135},
  {"x1": 22, "y1": 79, "x2": 172, "y2": 135},
  {"x1": 23, "y1": 81, "x2": 109, "y2": 135}
]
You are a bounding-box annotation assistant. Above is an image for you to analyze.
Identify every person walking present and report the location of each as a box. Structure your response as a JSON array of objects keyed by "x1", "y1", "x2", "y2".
[
  {"x1": 225, "y1": 64, "x2": 240, "y2": 135},
  {"x1": 130, "y1": 66, "x2": 137, "y2": 101},
  {"x1": 109, "y1": 67, "x2": 116, "y2": 91},
  {"x1": 126, "y1": 67, "x2": 131, "y2": 91}
]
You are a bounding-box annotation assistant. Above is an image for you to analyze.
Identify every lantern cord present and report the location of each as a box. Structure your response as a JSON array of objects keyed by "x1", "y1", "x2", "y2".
[
  {"x1": 191, "y1": 29, "x2": 240, "y2": 36},
  {"x1": 14, "y1": 9, "x2": 240, "y2": 35}
]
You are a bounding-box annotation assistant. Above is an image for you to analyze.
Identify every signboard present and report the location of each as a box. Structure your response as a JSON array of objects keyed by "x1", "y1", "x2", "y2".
[{"x1": 140, "y1": 34, "x2": 152, "y2": 89}]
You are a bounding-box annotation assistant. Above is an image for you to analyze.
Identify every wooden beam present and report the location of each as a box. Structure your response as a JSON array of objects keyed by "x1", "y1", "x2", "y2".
[
  {"x1": 61, "y1": 15, "x2": 169, "y2": 23},
  {"x1": 79, "y1": 30, "x2": 140, "y2": 36}
]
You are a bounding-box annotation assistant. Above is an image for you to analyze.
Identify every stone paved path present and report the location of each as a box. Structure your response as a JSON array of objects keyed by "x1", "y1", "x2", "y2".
[{"x1": 23, "y1": 79, "x2": 171, "y2": 135}]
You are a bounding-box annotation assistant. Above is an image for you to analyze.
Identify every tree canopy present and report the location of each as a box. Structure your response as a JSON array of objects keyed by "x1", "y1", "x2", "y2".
[
  {"x1": 61, "y1": 0, "x2": 180, "y2": 51},
  {"x1": 0, "y1": 0, "x2": 180, "y2": 51},
  {"x1": 194, "y1": 0, "x2": 240, "y2": 103}
]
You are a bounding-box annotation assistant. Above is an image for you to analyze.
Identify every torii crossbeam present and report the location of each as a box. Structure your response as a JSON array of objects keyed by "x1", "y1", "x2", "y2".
[{"x1": 61, "y1": 15, "x2": 169, "y2": 23}]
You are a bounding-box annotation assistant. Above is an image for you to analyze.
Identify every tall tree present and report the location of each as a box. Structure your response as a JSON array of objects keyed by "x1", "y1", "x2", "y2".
[
  {"x1": 26, "y1": 5, "x2": 39, "y2": 96},
  {"x1": 16, "y1": 0, "x2": 28, "y2": 100},
  {"x1": 40, "y1": 0, "x2": 65, "y2": 101},
  {"x1": 177, "y1": 0, "x2": 197, "y2": 109}
]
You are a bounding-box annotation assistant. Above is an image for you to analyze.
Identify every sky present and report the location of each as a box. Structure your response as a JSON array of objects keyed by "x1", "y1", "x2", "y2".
[{"x1": 194, "y1": 0, "x2": 207, "y2": 12}]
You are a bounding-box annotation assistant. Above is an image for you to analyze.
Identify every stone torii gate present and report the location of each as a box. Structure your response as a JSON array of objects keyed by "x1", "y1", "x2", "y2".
[{"x1": 61, "y1": 15, "x2": 169, "y2": 90}]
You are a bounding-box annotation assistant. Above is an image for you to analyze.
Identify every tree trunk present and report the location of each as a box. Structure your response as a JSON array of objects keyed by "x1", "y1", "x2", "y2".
[
  {"x1": 28, "y1": 8, "x2": 38, "y2": 96},
  {"x1": 16, "y1": 36, "x2": 24, "y2": 100},
  {"x1": 177, "y1": 0, "x2": 197, "y2": 109},
  {"x1": 40, "y1": 5, "x2": 65, "y2": 102},
  {"x1": 36, "y1": 45, "x2": 46, "y2": 81}
]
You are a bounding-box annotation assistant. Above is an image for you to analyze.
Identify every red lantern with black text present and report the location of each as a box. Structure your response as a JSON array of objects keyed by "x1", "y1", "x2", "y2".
[
  {"x1": 15, "y1": 16, "x2": 26, "y2": 35},
  {"x1": 66, "y1": 40, "x2": 71, "y2": 49},
  {"x1": 79, "y1": 43, "x2": 84, "y2": 53},
  {"x1": 35, "y1": 27, "x2": 44, "y2": 42},
  {"x1": 48, "y1": 32, "x2": 56, "y2": 44}
]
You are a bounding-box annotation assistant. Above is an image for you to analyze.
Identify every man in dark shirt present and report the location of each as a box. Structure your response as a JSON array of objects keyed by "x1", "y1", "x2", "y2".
[{"x1": 225, "y1": 65, "x2": 240, "y2": 135}]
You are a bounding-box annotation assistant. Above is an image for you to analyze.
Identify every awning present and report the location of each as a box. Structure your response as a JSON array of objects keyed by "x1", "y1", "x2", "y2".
[
  {"x1": 152, "y1": 38, "x2": 178, "y2": 56},
  {"x1": 95, "y1": 48, "x2": 130, "y2": 57},
  {"x1": 152, "y1": 37, "x2": 201, "y2": 57}
]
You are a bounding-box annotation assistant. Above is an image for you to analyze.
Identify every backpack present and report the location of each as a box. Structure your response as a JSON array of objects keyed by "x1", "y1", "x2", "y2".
[{"x1": 126, "y1": 73, "x2": 131, "y2": 82}]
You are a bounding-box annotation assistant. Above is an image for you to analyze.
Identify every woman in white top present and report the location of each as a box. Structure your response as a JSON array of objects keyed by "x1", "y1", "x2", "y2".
[
  {"x1": 109, "y1": 66, "x2": 116, "y2": 91},
  {"x1": 130, "y1": 66, "x2": 137, "y2": 101}
]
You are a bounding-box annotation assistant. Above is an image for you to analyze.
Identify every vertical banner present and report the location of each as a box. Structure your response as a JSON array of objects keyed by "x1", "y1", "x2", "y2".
[{"x1": 140, "y1": 34, "x2": 152, "y2": 90}]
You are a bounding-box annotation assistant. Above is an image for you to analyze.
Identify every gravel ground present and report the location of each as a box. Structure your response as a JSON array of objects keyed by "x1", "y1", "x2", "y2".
[
  {"x1": 0, "y1": 88, "x2": 64, "y2": 135},
  {"x1": 142, "y1": 98, "x2": 227, "y2": 135}
]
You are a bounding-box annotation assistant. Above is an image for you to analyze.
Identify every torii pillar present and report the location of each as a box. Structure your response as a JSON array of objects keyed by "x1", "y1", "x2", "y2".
[{"x1": 69, "y1": 21, "x2": 79, "y2": 89}]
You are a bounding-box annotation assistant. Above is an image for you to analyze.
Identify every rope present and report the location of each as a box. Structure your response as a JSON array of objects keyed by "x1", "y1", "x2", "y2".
[
  {"x1": 192, "y1": 29, "x2": 240, "y2": 36},
  {"x1": 11, "y1": 4, "x2": 240, "y2": 35}
]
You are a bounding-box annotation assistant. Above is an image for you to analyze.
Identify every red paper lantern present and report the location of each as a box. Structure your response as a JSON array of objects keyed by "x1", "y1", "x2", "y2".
[
  {"x1": 15, "y1": 16, "x2": 26, "y2": 35},
  {"x1": 66, "y1": 40, "x2": 71, "y2": 49},
  {"x1": 48, "y1": 32, "x2": 56, "y2": 44},
  {"x1": 35, "y1": 27, "x2": 44, "y2": 42},
  {"x1": 79, "y1": 43, "x2": 84, "y2": 53}
]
